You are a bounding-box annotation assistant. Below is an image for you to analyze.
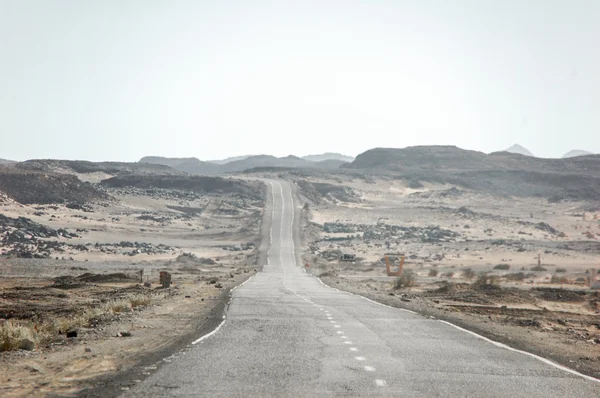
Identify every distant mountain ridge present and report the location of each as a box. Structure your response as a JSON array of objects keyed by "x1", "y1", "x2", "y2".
[
  {"x1": 208, "y1": 155, "x2": 252, "y2": 164},
  {"x1": 301, "y1": 153, "x2": 354, "y2": 162},
  {"x1": 139, "y1": 156, "x2": 220, "y2": 174},
  {"x1": 0, "y1": 159, "x2": 15, "y2": 165},
  {"x1": 563, "y1": 150, "x2": 594, "y2": 158},
  {"x1": 139, "y1": 154, "x2": 347, "y2": 174},
  {"x1": 502, "y1": 144, "x2": 534, "y2": 157}
]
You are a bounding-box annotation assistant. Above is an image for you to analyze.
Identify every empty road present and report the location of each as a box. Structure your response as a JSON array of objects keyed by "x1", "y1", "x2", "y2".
[{"x1": 127, "y1": 180, "x2": 599, "y2": 397}]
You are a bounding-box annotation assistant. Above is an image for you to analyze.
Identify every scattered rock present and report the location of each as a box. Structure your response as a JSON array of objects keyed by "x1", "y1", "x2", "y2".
[{"x1": 19, "y1": 339, "x2": 35, "y2": 351}]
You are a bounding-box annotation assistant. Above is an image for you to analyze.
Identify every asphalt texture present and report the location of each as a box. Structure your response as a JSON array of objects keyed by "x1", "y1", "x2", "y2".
[{"x1": 125, "y1": 180, "x2": 600, "y2": 397}]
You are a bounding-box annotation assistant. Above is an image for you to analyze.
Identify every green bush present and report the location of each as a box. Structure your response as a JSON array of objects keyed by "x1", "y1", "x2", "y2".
[{"x1": 493, "y1": 264, "x2": 510, "y2": 270}]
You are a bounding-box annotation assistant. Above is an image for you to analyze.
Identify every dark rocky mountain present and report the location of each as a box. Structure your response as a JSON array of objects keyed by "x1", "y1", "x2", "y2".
[
  {"x1": 343, "y1": 146, "x2": 600, "y2": 200},
  {"x1": 0, "y1": 159, "x2": 15, "y2": 165},
  {"x1": 139, "y1": 156, "x2": 220, "y2": 174},
  {"x1": 301, "y1": 153, "x2": 355, "y2": 162},
  {"x1": 503, "y1": 144, "x2": 535, "y2": 157},
  {"x1": 0, "y1": 168, "x2": 109, "y2": 204},
  {"x1": 562, "y1": 150, "x2": 594, "y2": 158}
]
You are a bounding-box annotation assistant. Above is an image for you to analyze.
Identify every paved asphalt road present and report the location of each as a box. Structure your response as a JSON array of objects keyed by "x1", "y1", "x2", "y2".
[{"x1": 126, "y1": 180, "x2": 599, "y2": 397}]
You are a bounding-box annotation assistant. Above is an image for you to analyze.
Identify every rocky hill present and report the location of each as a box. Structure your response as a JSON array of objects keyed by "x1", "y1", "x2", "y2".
[
  {"x1": 343, "y1": 146, "x2": 600, "y2": 200},
  {"x1": 100, "y1": 174, "x2": 263, "y2": 199},
  {"x1": 0, "y1": 168, "x2": 109, "y2": 204},
  {"x1": 0, "y1": 159, "x2": 15, "y2": 165}
]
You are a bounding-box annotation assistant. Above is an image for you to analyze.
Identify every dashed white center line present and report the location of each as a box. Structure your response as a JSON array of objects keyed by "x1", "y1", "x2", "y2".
[
  {"x1": 355, "y1": 356, "x2": 366, "y2": 361},
  {"x1": 344, "y1": 341, "x2": 353, "y2": 344},
  {"x1": 349, "y1": 347, "x2": 358, "y2": 351},
  {"x1": 364, "y1": 366, "x2": 376, "y2": 372},
  {"x1": 334, "y1": 325, "x2": 341, "y2": 328},
  {"x1": 330, "y1": 320, "x2": 336, "y2": 323},
  {"x1": 340, "y1": 336, "x2": 347, "y2": 339},
  {"x1": 336, "y1": 331, "x2": 343, "y2": 334},
  {"x1": 375, "y1": 379, "x2": 388, "y2": 387}
]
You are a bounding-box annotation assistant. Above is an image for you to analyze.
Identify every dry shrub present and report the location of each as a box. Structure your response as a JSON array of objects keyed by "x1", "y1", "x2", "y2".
[
  {"x1": 531, "y1": 265, "x2": 547, "y2": 272},
  {"x1": 1, "y1": 293, "x2": 153, "y2": 352},
  {"x1": 394, "y1": 270, "x2": 415, "y2": 289},
  {"x1": 473, "y1": 273, "x2": 500, "y2": 290},
  {"x1": 0, "y1": 320, "x2": 35, "y2": 352},
  {"x1": 462, "y1": 268, "x2": 476, "y2": 280},
  {"x1": 493, "y1": 264, "x2": 510, "y2": 270},
  {"x1": 505, "y1": 272, "x2": 526, "y2": 281},
  {"x1": 550, "y1": 275, "x2": 569, "y2": 284},
  {"x1": 107, "y1": 299, "x2": 132, "y2": 313},
  {"x1": 428, "y1": 269, "x2": 438, "y2": 277},
  {"x1": 555, "y1": 268, "x2": 567, "y2": 273},
  {"x1": 130, "y1": 294, "x2": 151, "y2": 308}
]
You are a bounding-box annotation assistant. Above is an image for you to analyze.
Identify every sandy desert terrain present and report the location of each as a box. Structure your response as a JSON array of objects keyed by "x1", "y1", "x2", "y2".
[
  {"x1": 291, "y1": 173, "x2": 600, "y2": 379},
  {"x1": 0, "y1": 168, "x2": 264, "y2": 397}
]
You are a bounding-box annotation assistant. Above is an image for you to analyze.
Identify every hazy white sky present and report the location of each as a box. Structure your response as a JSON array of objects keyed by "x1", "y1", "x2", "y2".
[{"x1": 1, "y1": 0, "x2": 599, "y2": 161}]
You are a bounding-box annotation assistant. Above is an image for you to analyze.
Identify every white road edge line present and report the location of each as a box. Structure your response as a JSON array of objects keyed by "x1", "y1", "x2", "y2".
[
  {"x1": 192, "y1": 316, "x2": 226, "y2": 345},
  {"x1": 193, "y1": 274, "x2": 256, "y2": 345},
  {"x1": 315, "y1": 276, "x2": 416, "y2": 314},
  {"x1": 316, "y1": 261, "x2": 599, "y2": 383},
  {"x1": 375, "y1": 379, "x2": 388, "y2": 387},
  {"x1": 439, "y1": 320, "x2": 600, "y2": 383}
]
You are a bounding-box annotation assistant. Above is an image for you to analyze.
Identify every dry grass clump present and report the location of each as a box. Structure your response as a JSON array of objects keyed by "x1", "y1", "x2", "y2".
[
  {"x1": 550, "y1": 275, "x2": 569, "y2": 284},
  {"x1": 394, "y1": 271, "x2": 415, "y2": 289},
  {"x1": 0, "y1": 293, "x2": 153, "y2": 352},
  {"x1": 462, "y1": 268, "x2": 476, "y2": 280}
]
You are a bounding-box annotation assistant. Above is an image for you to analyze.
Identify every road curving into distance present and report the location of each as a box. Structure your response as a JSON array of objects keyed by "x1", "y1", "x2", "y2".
[{"x1": 126, "y1": 180, "x2": 599, "y2": 397}]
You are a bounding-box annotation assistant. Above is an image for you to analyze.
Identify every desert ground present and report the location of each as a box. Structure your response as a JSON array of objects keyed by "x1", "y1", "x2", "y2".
[
  {"x1": 291, "y1": 173, "x2": 600, "y2": 379},
  {"x1": 0, "y1": 168, "x2": 264, "y2": 397}
]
